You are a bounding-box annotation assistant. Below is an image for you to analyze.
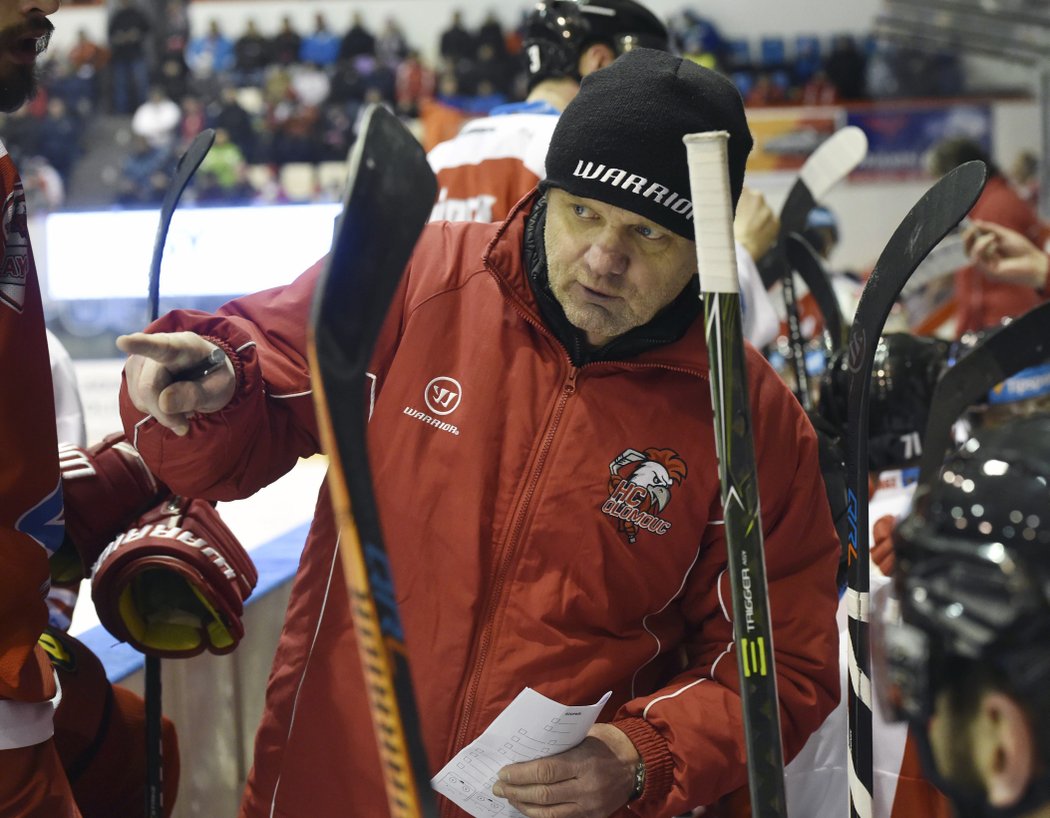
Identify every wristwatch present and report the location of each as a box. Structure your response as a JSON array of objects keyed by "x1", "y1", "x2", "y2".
[{"x1": 630, "y1": 759, "x2": 646, "y2": 800}]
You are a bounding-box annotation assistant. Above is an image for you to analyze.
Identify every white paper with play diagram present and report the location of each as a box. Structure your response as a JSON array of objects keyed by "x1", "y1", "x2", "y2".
[{"x1": 431, "y1": 687, "x2": 612, "y2": 818}]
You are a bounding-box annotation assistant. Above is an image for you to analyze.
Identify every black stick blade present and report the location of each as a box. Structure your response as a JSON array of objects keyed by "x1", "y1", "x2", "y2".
[
  {"x1": 148, "y1": 128, "x2": 216, "y2": 322},
  {"x1": 312, "y1": 106, "x2": 436, "y2": 381},
  {"x1": 844, "y1": 159, "x2": 986, "y2": 818},
  {"x1": 309, "y1": 104, "x2": 439, "y2": 818},
  {"x1": 919, "y1": 300, "x2": 1050, "y2": 486}
]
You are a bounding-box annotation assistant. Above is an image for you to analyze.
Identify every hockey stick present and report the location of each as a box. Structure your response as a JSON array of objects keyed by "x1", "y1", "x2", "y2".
[
  {"x1": 844, "y1": 160, "x2": 986, "y2": 818},
  {"x1": 772, "y1": 127, "x2": 867, "y2": 408},
  {"x1": 784, "y1": 232, "x2": 847, "y2": 354},
  {"x1": 685, "y1": 131, "x2": 786, "y2": 818},
  {"x1": 918, "y1": 300, "x2": 1050, "y2": 487},
  {"x1": 308, "y1": 105, "x2": 439, "y2": 818},
  {"x1": 143, "y1": 127, "x2": 215, "y2": 818},
  {"x1": 148, "y1": 129, "x2": 216, "y2": 323}
]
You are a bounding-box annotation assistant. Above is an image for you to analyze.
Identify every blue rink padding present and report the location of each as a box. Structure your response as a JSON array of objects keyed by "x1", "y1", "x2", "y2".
[{"x1": 80, "y1": 522, "x2": 311, "y2": 684}]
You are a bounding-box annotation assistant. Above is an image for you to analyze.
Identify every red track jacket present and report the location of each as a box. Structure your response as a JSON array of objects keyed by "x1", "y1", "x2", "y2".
[{"x1": 121, "y1": 194, "x2": 840, "y2": 818}]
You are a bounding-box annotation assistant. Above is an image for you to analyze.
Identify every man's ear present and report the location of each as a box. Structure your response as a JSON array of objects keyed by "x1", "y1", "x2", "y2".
[
  {"x1": 578, "y1": 43, "x2": 617, "y2": 77},
  {"x1": 975, "y1": 690, "x2": 1035, "y2": 809}
]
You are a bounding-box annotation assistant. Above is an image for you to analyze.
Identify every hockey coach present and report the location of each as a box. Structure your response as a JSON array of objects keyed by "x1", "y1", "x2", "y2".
[{"x1": 118, "y1": 49, "x2": 840, "y2": 818}]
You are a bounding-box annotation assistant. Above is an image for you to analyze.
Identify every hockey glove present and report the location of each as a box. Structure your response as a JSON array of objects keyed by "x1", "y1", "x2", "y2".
[
  {"x1": 91, "y1": 496, "x2": 258, "y2": 658},
  {"x1": 57, "y1": 433, "x2": 168, "y2": 582}
]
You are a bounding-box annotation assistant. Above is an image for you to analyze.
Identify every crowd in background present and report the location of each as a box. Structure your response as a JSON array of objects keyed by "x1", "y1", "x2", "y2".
[{"x1": 0, "y1": 2, "x2": 970, "y2": 211}]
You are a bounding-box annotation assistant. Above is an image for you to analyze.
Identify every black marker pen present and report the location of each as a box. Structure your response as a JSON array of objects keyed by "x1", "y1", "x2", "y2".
[{"x1": 171, "y1": 347, "x2": 228, "y2": 382}]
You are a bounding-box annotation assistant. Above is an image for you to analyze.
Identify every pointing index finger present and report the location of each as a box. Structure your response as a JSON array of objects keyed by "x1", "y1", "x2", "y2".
[{"x1": 116, "y1": 331, "x2": 210, "y2": 370}]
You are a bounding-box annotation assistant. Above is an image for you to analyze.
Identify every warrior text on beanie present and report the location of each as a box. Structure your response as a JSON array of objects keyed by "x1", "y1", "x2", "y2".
[{"x1": 544, "y1": 48, "x2": 753, "y2": 239}]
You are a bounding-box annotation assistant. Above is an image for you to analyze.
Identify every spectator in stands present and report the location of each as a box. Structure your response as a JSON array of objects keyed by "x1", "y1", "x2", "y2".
[
  {"x1": 131, "y1": 85, "x2": 181, "y2": 152},
  {"x1": 155, "y1": 36, "x2": 189, "y2": 102},
  {"x1": 375, "y1": 17, "x2": 409, "y2": 66},
  {"x1": 328, "y1": 59, "x2": 366, "y2": 106},
  {"x1": 395, "y1": 49, "x2": 435, "y2": 118},
  {"x1": 800, "y1": 69, "x2": 839, "y2": 106},
  {"x1": 300, "y1": 13, "x2": 340, "y2": 68},
  {"x1": 186, "y1": 19, "x2": 235, "y2": 81},
  {"x1": 35, "y1": 98, "x2": 79, "y2": 184},
  {"x1": 464, "y1": 42, "x2": 514, "y2": 97},
  {"x1": 195, "y1": 127, "x2": 250, "y2": 203},
  {"x1": 233, "y1": 19, "x2": 271, "y2": 87},
  {"x1": 117, "y1": 134, "x2": 171, "y2": 205},
  {"x1": 477, "y1": 11, "x2": 506, "y2": 56},
  {"x1": 362, "y1": 55, "x2": 397, "y2": 104},
  {"x1": 440, "y1": 10, "x2": 476, "y2": 65},
  {"x1": 153, "y1": 0, "x2": 189, "y2": 102},
  {"x1": 177, "y1": 95, "x2": 206, "y2": 151},
  {"x1": 289, "y1": 62, "x2": 330, "y2": 108},
  {"x1": 210, "y1": 86, "x2": 256, "y2": 163},
  {"x1": 318, "y1": 104, "x2": 354, "y2": 163},
  {"x1": 53, "y1": 29, "x2": 106, "y2": 116},
  {"x1": 928, "y1": 136, "x2": 1050, "y2": 336},
  {"x1": 824, "y1": 34, "x2": 867, "y2": 100},
  {"x1": 339, "y1": 12, "x2": 375, "y2": 61},
  {"x1": 68, "y1": 26, "x2": 107, "y2": 80},
  {"x1": 107, "y1": 0, "x2": 152, "y2": 114},
  {"x1": 271, "y1": 15, "x2": 302, "y2": 67},
  {"x1": 745, "y1": 72, "x2": 788, "y2": 106}
]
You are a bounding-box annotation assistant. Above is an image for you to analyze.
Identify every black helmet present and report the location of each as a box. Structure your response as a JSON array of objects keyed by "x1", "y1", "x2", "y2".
[
  {"x1": 878, "y1": 415, "x2": 1050, "y2": 814},
  {"x1": 818, "y1": 333, "x2": 949, "y2": 472},
  {"x1": 522, "y1": 0, "x2": 670, "y2": 90},
  {"x1": 949, "y1": 327, "x2": 1050, "y2": 428}
]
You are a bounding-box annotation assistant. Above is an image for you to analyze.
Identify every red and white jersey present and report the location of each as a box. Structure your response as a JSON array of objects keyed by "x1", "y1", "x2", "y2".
[
  {"x1": 785, "y1": 468, "x2": 949, "y2": 818},
  {"x1": 0, "y1": 140, "x2": 62, "y2": 749},
  {"x1": 427, "y1": 100, "x2": 560, "y2": 224}
]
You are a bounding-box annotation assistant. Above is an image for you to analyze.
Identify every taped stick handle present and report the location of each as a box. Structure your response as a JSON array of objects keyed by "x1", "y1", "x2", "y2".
[{"x1": 684, "y1": 132, "x2": 740, "y2": 295}]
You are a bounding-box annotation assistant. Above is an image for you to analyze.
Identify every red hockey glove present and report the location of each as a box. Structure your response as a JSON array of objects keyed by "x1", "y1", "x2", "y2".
[
  {"x1": 90, "y1": 496, "x2": 258, "y2": 658},
  {"x1": 58, "y1": 433, "x2": 167, "y2": 581},
  {"x1": 871, "y1": 514, "x2": 897, "y2": 578}
]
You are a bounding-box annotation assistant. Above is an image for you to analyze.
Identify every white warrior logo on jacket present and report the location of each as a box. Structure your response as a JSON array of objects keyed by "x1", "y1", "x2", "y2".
[{"x1": 602, "y1": 448, "x2": 688, "y2": 544}]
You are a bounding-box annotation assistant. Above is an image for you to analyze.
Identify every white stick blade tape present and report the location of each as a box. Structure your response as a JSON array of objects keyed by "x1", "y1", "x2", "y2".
[
  {"x1": 799, "y1": 125, "x2": 869, "y2": 202},
  {"x1": 684, "y1": 131, "x2": 738, "y2": 294}
]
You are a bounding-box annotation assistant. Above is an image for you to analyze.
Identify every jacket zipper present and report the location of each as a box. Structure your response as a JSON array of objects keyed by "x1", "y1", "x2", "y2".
[{"x1": 447, "y1": 366, "x2": 579, "y2": 801}]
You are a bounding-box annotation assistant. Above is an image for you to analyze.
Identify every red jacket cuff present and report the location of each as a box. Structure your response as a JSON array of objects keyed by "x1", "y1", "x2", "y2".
[{"x1": 610, "y1": 716, "x2": 674, "y2": 809}]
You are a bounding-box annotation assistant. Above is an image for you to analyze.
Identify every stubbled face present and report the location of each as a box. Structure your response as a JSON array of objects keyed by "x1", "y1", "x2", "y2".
[
  {"x1": 0, "y1": 0, "x2": 58, "y2": 113},
  {"x1": 544, "y1": 187, "x2": 697, "y2": 349}
]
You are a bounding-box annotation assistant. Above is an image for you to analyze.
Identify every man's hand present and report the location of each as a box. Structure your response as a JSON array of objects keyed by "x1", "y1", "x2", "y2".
[
  {"x1": 491, "y1": 723, "x2": 639, "y2": 818},
  {"x1": 733, "y1": 187, "x2": 779, "y2": 264},
  {"x1": 964, "y1": 219, "x2": 1050, "y2": 290},
  {"x1": 117, "y1": 331, "x2": 236, "y2": 436}
]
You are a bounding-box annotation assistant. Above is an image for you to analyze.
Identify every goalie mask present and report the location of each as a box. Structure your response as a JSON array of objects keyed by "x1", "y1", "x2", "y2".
[
  {"x1": 522, "y1": 0, "x2": 670, "y2": 90},
  {"x1": 818, "y1": 333, "x2": 948, "y2": 472},
  {"x1": 876, "y1": 414, "x2": 1050, "y2": 818}
]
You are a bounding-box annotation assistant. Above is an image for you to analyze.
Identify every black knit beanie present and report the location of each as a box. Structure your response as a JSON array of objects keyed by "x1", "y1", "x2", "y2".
[{"x1": 544, "y1": 48, "x2": 753, "y2": 239}]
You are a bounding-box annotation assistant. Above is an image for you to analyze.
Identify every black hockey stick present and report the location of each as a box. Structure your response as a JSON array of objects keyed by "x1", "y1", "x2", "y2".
[
  {"x1": 148, "y1": 129, "x2": 216, "y2": 323},
  {"x1": 844, "y1": 160, "x2": 986, "y2": 818},
  {"x1": 918, "y1": 300, "x2": 1050, "y2": 487},
  {"x1": 784, "y1": 232, "x2": 847, "y2": 354},
  {"x1": 685, "y1": 131, "x2": 786, "y2": 818},
  {"x1": 308, "y1": 105, "x2": 439, "y2": 818},
  {"x1": 143, "y1": 127, "x2": 215, "y2": 818},
  {"x1": 771, "y1": 127, "x2": 867, "y2": 407}
]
